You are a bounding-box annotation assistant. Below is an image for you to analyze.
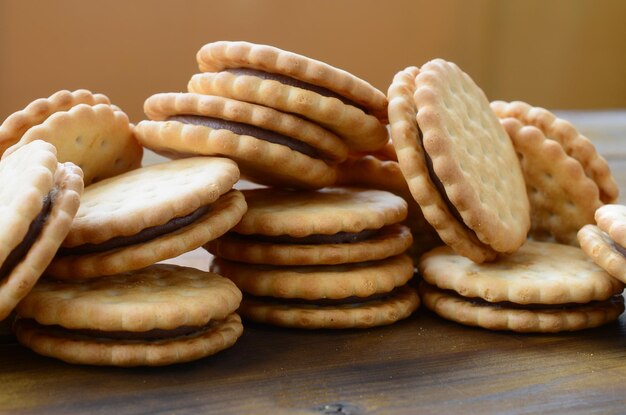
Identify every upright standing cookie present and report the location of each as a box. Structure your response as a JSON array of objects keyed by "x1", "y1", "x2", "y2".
[
  {"x1": 0, "y1": 89, "x2": 110, "y2": 156},
  {"x1": 3, "y1": 103, "x2": 143, "y2": 186},
  {"x1": 189, "y1": 41, "x2": 389, "y2": 152},
  {"x1": 388, "y1": 63, "x2": 529, "y2": 263},
  {"x1": 491, "y1": 100, "x2": 618, "y2": 204},
  {"x1": 47, "y1": 157, "x2": 246, "y2": 279},
  {"x1": 14, "y1": 264, "x2": 243, "y2": 366},
  {"x1": 135, "y1": 92, "x2": 342, "y2": 189},
  {"x1": 0, "y1": 140, "x2": 83, "y2": 320},
  {"x1": 419, "y1": 241, "x2": 624, "y2": 332}
]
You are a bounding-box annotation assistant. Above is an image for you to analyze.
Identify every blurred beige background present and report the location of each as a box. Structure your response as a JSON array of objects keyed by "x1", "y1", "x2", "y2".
[{"x1": 1, "y1": 0, "x2": 625, "y2": 124}]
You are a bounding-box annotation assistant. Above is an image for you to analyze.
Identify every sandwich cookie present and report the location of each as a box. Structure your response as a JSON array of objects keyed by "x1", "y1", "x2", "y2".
[
  {"x1": 47, "y1": 157, "x2": 246, "y2": 279},
  {"x1": 500, "y1": 117, "x2": 602, "y2": 245},
  {"x1": 135, "y1": 92, "x2": 344, "y2": 189},
  {"x1": 208, "y1": 187, "x2": 419, "y2": 329},
  {"x1": 0, "y1": 140, "x2": 83, "y2": 320},
  {"x1": 14, "y1": 264, "x2": 243, "y2": 366},
  {"x1": 188, "y1": 41, "x2": 389, "y2": 152},
  {"x1": 388, "y1": 64, "x2": 530, "y2": 263},
  {"x1": 578, "y1": 204, "x2": 626, "y2": 284},
  {"x1": 334, "y1": 154, "x2": 441, "y2": 262},
  {"x1": 0, "y1": 89, "x2": 110, "y2": 156},
  {"x1": 419, "y1": 240, "x2": 625, "y2": 333},
  {"x1": 491, "y1": 100, "x2": 618, "y2": 204},
  {"x1": 2, "y1": 101, "x2": 143, "y2": 186}
]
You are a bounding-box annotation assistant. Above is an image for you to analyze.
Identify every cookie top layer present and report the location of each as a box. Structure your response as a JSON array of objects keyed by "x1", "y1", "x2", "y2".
[
  {"x1": 17, "y1": 264, "x2": 242, "y2": 331},
  {"x1": 501, "y1": 118, "x2": 601, "y2": 245},
  {"x1": 233, "y1": 187, "x2": 407, "y2": 236},
  {"x1": 63, "y1": 157, "x2": 240, "y2": 247},
  {"x1": 413, "y1": 59, "x2": 529, "y2": 253},
  {"x1": 0, "y1": 89, "x2": 110, "y2": 156},
  {"x1": 578, "y1": 224, "x2": 626, "y2": 284},
  {"x1": 0, "y1": 141, "x2": 83, "y2": 319},
  {"x1": 388, "y1": 66, "x2": 496, "y2": 263},
  {"x1": 419, "y1": 240, "x2": 624, "y2": 305},
  {"x1": 491, "y1": 100, "x2": 618, "y2": 204},
  {"x1": 595, "y1": 204, "x2": 626, "y2": 248},
  {"x1": 144, "y1": 92, "x2": 348, "y2": 164},
  {"x1": 3, "y1": 104, "x2": 143, "y2": 186},
  {"x1": 195, "y1": 41, "x2": 388, "y2": 121}
]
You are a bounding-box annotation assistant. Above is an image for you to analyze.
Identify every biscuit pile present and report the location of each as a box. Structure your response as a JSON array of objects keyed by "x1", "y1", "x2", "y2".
[{"x1": 0, "y1": 40, "x2": 625, "y2": 365}]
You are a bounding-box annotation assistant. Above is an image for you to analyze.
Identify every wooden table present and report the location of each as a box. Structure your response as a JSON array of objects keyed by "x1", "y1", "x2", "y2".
[{"x1": 2, "y1": 111, "x2": 626, "y2": 415}]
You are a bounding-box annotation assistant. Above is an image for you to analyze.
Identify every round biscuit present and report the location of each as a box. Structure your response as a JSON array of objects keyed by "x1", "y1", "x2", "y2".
[
  {"x1": 134, "y1": 119, "x2": 336, "y2": 190},
  {"x1": 419, "y1": 241, "x2": 624, "y2": 305},
  {"x1": 18, "y1": 264, "x2": 242, "y2": 330},
  {"x1": 47, "y1": 190, "x2": 247, "y2": 279},
  {"x1": 578, "y1": 224, "x2": 626, "y2": 284},
  {"x1": 144, "y1": 92, "x2": 348, "y2": 164},
  {"x1": 2, "y1": 103, "x2": 142, "y2": 186},
  {"x1": 0, "y1": 145, "x2": 83, "y2": 319},
  {"x1": 14, "y1": 313, "x2": 243, "y2": 366},
  {"x1": 207, "y1": 224, "x2": 413, "y2": 266},
  {"x1": 387, "y1": 66, "x2": 496, "y2": 263},
  {"x1": 412, "y1": 59, "x2": 529, "y2": 253},
  {"x1": 0, "y1": 89, "x2": 110, "y2": 156},
  {"x1": 210, "y1": 254, "x2": 414, "y2": 300},
  {"x1": 188, "y1": 71, "x2": 388, "y2": 152},
  {"x1": 63, "y1": 157, "x2": 240, "y2": 247},
  {"x1": 491, "y1": 100, "x2": 618, "y2": 204},
  {"x1": 238, "y1": 285, "x2": 419, "y2": 329},
  {"x1": 595, "y1": 204, "x2": 626, "y2": 248},
  {"x1": 501, "y1": 118, "x2": 602, "y2": 245},
  {"x1": 420, "y1": 282, "x2": 624, "y2": 333},
  {"x1": 195, "y1": 41, "x2": 388, "y2": 121},
  {"x1": 233, "y1": 187, "x2": 407, "y2": 237}
]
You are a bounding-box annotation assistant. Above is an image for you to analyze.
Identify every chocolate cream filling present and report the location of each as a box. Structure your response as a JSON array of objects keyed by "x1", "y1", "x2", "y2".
[
  {"x1": 224, "y1": 68, "x2": 369, "y2": 114},
  {"x1": 58, "y1": 204, "x2": 212, "y2": 257},
  {"x1": 246, "y1": 289, "x2": 395, "y2": 307},
  {"x1": 0, "y1": 193, "x2": 53, "y2": 280},
  {"x1": 233, "y1": 229, "x2": 379, "y2": 245},
  {"x1": 167, "y1": 115, "x2": 321, "y2": 160}
]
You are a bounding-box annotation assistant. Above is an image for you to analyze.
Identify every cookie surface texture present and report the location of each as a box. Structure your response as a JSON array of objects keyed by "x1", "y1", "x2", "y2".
[
  {"x1": 500, "y1": 118, "x2": 601, "y2": 245},
  {"x1": 0, "y1": 89, "x2": 110, "y2": 156},
  {"x1": 190, "y1": 41, "x2": 388, "y2": 152},
  {"x1": 387, "y1": 66, "x2": 497, "y2": 263},
  {"x1": 15, "y1": 264, "x2": 243, "y2": 366},
  {"x1": 595, "y1": 204, "x2": 626, "y2": 248},
  {"x1": 419, "y1": 240, "x2": 624, "y2": 305},
  {"x1": 420, "y1": 282, "x2": 624, "y2": 333},
  {"x1": 3, "y1": 103, "x2": 142, "y2": 185},
  {"x1": 578, "y1": 224, "x2": 626, "y2": 284},
  {"x1": 491, "y1": 100, "x2": 618, "y2": 204},
  {"x1": 0, "y1": 141, "x2": 83, "y2": 320}
]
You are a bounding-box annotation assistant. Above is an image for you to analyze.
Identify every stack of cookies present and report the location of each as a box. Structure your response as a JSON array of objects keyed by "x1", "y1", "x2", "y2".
[
  {"x1": 0, "y1": 90, "x2": 249, "y2": 366},
  {"x1": 207, "y1": 187, "x2": 419, "y2": 329}
]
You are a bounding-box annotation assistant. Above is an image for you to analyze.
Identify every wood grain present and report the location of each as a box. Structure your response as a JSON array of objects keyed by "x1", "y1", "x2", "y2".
[{"x1": 1, "y1": 112, "x2": 625, "y2": 414}]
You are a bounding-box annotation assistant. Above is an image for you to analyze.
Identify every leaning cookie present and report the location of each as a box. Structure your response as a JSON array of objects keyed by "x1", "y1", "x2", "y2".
[
  {"x1": 500, "y1": 118, "x2": 602, "y2": 245},
  {"x1": 135, "y1": 92, "x2": 343, "y2": 189},
  {"x1": 0, "y1": 140, "x2": 83, "y2": 320},
  {"x1": 578, "y1": 204, "x2": 626, "y2": 284},
  {"x1": 0, "y1": 89, "x2": 110, "y2": 156},
  {"x1": 388, "y1": 63, "x2": 529, "y2": 263},
  {"x1": 3, "y1": 103, "x2": 143, "y2": 186},
  {"x1": 491, "y1": 100, "x2": 618, "y2": 204},
  {"x1": 419, "y1": 241, "x2": 625, "y2": 332},
  {"x1": 47, "y1": 157, "x2": 246, "y2": 279},
  {"x1": 14, "y1": 264, "x2": 243, "y2": 366},
  {"x1": 189, "y1": 41, "x2": 388, "y2": 152}
]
